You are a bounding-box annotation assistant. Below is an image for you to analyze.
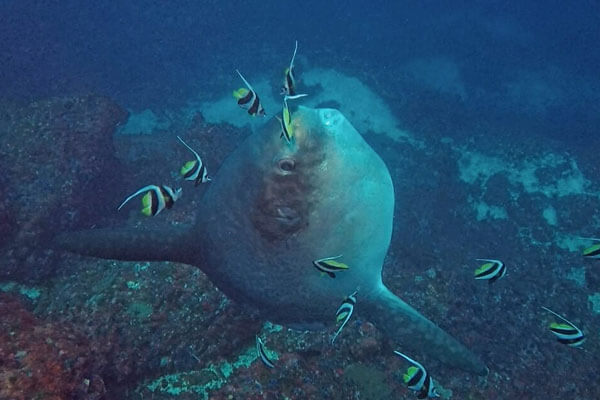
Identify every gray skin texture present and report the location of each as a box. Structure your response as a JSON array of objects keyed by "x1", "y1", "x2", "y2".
[{"x1": 57, "y1": 106, "x2": 487, "y2": 375}]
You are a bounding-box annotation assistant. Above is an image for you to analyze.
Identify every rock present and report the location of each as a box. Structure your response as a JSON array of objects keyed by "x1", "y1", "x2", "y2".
[{"x1": 0, "y1": 95, "x2": 127, "y2": 281}]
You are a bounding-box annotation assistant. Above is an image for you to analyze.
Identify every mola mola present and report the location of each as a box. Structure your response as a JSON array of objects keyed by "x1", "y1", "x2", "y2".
[{"x1": 57, "y1": 106, "x2": 487, "y2": 375}]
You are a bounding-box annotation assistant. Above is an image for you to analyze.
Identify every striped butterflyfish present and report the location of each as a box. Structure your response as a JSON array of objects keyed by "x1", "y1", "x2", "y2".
[
  {"x1": 331, "y1": 290, "x2": 357, "y2": 344},
  {"x1": 573, "y1": 236, "x2": 600, "y2": 259},
  {"x1": 474, "y1": 258, "x2": 506, "y2": 284},
  {"x1": 281, "y1": 40, "x2": 298, "y2": 96},
  {"x1": 583, "y1": 243, "x2": 600, "y2": 258},
  {"x1": 177, "y1": 136, "x2": 210, "y2": 186},
  {"x1": 542, "y1": 306, "x2": 586, "y2": 347},
  {"x1": 117, "y1": 184, "x2": 182, "y2": 217},
  {"x1": 276, "y1": 94, "x2": 308, "y2": 144},
  {"x1": 581, "y1": 237, "x2": 600, "y2": 259},
  {"x1": 233, "y1": 69, "x2": 265, "y2": 116},
  {"x1": 312, "y1": 255, "x2": 349, "y2": 278},
  {"x1": 255, "y1": 336, "x2": 276, "y2": 368},
  {"x1": 394, "y1": 351, "x2": 439, "y2": 399}
]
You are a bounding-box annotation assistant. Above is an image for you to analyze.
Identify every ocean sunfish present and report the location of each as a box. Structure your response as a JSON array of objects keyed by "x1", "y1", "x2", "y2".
[{"x1": 57, "y1": 106, "x2": 487, "y2": 375}]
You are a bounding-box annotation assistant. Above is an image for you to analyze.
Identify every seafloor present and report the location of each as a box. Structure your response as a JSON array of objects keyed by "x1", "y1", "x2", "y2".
[{"x1": 1, "y1": 56, "x2": 599, "y2": 400}]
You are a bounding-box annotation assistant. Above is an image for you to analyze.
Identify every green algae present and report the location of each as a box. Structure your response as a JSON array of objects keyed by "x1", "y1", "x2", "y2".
[
  {"x1": 219, "y1": 346, "x2": 258, "y2": 378},
  {"x1": 146, "y1": 345, "x2": 260, "y2": 399},
  {"x1": 147, "y1": 369, "x2": 220, "y2": 396},
  {"x1": 0, "y1": 281, "x2": 41, "y2": 300},
  {"x1": 126, "y1": 280, "x2": 141, "y2": 290},
  {"x1": 263, "y1": 321, "x2": 283, "y2": 333},
  {"x1": 134, "y1": 262, "x2": 150, "y2": 272}
]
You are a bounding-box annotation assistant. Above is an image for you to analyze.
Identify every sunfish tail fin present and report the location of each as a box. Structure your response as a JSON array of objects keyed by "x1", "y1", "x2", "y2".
[
  {"x1": 363, "y1": 286, "x2": 488, "y2": 375},
  {"x1": 54, "y1": 226, "x2": 191, "y2": 264}
]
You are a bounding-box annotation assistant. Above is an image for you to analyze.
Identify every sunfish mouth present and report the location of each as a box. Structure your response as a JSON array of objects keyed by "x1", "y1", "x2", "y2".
[
  {"x1": 277, "y1": 158, "x2": 296, "y2": 173},
  {"x1": 274, "y1": 157, "x2": 297, "y2": 179}
]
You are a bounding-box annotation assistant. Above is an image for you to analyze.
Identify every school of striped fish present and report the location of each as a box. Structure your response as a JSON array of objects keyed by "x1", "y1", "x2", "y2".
[{"x1": 114, "y1": 40, "x2": 597, "y2": 399}]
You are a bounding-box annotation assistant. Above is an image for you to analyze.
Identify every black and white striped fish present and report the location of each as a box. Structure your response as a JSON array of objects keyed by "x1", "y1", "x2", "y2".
[
  {"x1": 474, "y1": 258, "x2": 506, "y2": 284},
  {"x1": 583, "y1": 243, "x2": 600, "y2": 258},
  {"x1": 177, "y1": 136, "x2": 210, "y2": 186},
  {"x1": 117, "y1": 184, "x2": 182, "y2": 217},
  {"x1": 281, "y1": 40, "x2": 298, "y2": 96},
  {"x1": 276, "y1": 94, "x2": 308, "y2": 144},
  {"x1": 255, "y1": 336, "x2": 276, "y2": 368},
  {"x1": 233, "y1": 70, "x2": 265, "y2": 116},
  {"x1": 394, "y1": 351, "x2": 440, "y2": 399},
  {"x1": 331, "y1": 290, "x2": 357, "y2": 343},
  {"x1": 580, "y1": 237, "x2": 600, "y2": 259},
  {"x1": 542, "y1": 306, "x2": 586, "y2": 347},
  {"x1": 312, "y1": 255, "x2": 349, "y2": 278}
]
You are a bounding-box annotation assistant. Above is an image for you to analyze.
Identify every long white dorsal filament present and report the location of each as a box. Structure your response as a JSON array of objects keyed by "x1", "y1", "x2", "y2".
[{"x1": 117, "y1": 185, "x2": 158, "y2": 210}]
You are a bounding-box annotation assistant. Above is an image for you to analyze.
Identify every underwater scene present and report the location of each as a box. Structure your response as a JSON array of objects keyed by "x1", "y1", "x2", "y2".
[{"x1": 1, "y1": 1, "x2": 600, "y2": 399}]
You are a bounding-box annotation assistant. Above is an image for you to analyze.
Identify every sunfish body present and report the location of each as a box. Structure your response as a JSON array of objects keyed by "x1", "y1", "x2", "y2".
[{"x1": 57, "y1": 106, "x2": 487, "y2": 375}]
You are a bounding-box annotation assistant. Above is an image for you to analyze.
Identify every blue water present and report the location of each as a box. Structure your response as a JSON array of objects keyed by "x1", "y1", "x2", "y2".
[
  {"x1": 3, "y1": 1, "x2": 599, "y2": 134},
  {"x1": 2, "y1": 1, "x2": 600, "y2": 399}
]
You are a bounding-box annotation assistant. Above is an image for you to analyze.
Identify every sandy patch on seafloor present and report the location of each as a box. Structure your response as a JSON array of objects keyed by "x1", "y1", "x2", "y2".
[
  {"x1": 453, "y1": 143, "x2": 600, "y2": 252},
  {"x1": 197, "y1": 67, "x2": 417, "y2": 145},
  {"x1": 115, "y1": 67, "x2": 420, "y2": 146},
  {"x1": 402, "y1": 56, "x2": 467, "y2": 101},
  {"x1": 116, "y1": 109, "x2": 171, "y2": 135},
  {"x1": 455, "y1": 147, "x2": 596, "y2": 199}
]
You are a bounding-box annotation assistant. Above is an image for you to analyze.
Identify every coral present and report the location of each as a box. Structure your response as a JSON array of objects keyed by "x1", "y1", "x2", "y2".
[{"x1": 0, "y1": 293, "x2": 107, "y2": 400}]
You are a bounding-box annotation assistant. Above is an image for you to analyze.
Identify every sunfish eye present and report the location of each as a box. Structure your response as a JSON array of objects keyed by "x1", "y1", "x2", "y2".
[{"x1": 278, "y1": 158, "x2": 295, "y2": 172}]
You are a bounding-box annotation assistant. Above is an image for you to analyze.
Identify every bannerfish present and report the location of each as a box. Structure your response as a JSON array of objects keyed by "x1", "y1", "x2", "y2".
[
  {"x1": 177, "y1": 136, "x2": 211, "y2": 186},
  {"x1": 256, "y1": 336, "x2": 276, "y2": 368},
  {"x1": 474, "y1": 258, "x2": 506, "y2": 284},
  {"x1": 281, "y1": 40, "x2": 298, "y2": 96},
  {"x1": 395, "y1": 351, "x2": 440, "y2": 399},
  {"x1": 575, "y1": 236, "x2": 600, "y2": 259},
  {"x1": 313, "y1": 255, "x2": 349, "y2": 278},
  {"x1": 276, "y1": 94, "x2": 308, "y2": 144},
  {"x1": 233, "y1": 70, "x2": 265, "y2": 116},
  {"x1": 582, "y1": 238, "x2": 600, "y2": 259},
  {"x1": 331, "y1": 290, "x2": 357, "y2": 343},
  {"x1": 583, "y1": 243, "x2": 600, "y2": 258},
  {"x1": 542, "y1": 306, "x2": 586, "y2": 347},
  {"x1": 117, "y1": 185, "x2": 182, "y2": 217},
  {"x1": 56, "y1": 106, "x2": 488, "y2": 375}
]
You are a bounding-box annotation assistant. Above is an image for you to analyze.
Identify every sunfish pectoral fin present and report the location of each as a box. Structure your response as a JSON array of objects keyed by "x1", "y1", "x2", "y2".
[
  {"x1": 362, "y1": 285, "x2": 488, "y2": 375},
  {"x1": 54, "y1": 226, "x2": 192, "y2": 264}
]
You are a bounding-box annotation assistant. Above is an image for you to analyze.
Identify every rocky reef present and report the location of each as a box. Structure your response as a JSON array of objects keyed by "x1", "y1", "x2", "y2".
[
  {"x1": 0, "y1": 293, "x2": 107, "y2": 400},
  {"x1": 1, "y1": 88, "x2": 599, "y2": 399},
  {"x1": 0, "y1": 95, "x2": 128, "y2": 282}
]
